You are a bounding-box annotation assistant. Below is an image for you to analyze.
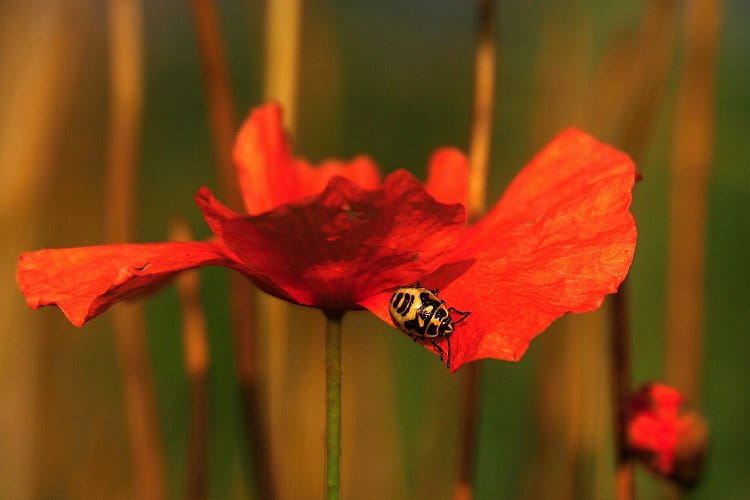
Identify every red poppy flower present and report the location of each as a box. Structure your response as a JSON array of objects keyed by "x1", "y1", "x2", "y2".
[
  {"x1": 626, "y1": 383, "x2": 708, "y2": 487},
  {"x1": 17, "y1": 103, "x2": 636, "y2": 372}
]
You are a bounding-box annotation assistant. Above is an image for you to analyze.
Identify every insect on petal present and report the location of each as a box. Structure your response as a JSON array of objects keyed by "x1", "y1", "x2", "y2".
[{"x1": 361, "y1": 129, "x2": 637, "y2": 372}]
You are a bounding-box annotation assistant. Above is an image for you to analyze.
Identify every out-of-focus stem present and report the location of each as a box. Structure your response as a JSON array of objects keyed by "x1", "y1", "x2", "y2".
[
  {"x1": 610, "y1": 281, "x2": 634, "y2": 500},
  {"x1": 325, "y1": 312, "x2": 343, "y2": 500},
  {"x1": 190, "y1": 0, "x2": 238, "y2": 205},
  {"x1": 467, "y1": 0, "x2": 496, "y2": 218},
  {"x1": 107, "y1": 0, "x2": 143, "y2": 240},
  {"x1": 664, "y1": 0, "x2": 721, "y2": 403},
  {"x1": 171, "y1": 220, "x2": 210, "y2": 500},
  {"x1": 262, "y1": 3, "x2": 303, "y2": 498},
  {"x1": 106, "y1": 1, "x2": 166, "y2": 498},
  {"x1": 616, "y1": 0, "x2": 679, "y2": 156},
  {"x1": 264, "y1": 0, "x2": 303, "y2": 131},
  {"x1": 262, "y1": 0, "x2": 303, "y2": 384},
  {"x1": 456, "y1": 2, "x2": 496, "y2": 500},
  {"x1": 454, "y1": 364, "x2": 482, "y2": 500},
  {"x1": 587, "y1": 0, "x2": 679, "y2": 147},
  {"x1": 190, "y1": 2, "x2": 274, "y2": 498},
  {"x1": 1, "y1": 4, "x2": 85, "y2": 497}
]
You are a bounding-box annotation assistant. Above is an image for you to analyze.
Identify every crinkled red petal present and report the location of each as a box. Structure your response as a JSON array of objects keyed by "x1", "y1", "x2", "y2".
[
  {"x1": 294, "y1": 156, "x2": 381, "y2": 199},
  {"x1": 196, "y1": 170, "x2": 466, "y2": 310},
  {"x1": 424, "y1": 148, "x2": 469, "y2": 207},
  {"x1": 234, "y1": 103, "x2": 381, "y2": 214},
  {"x1": 16, "y1": 241, "x2": 237, "y2": 326},
  {"x1": 360, "y1": 129, "x2": 637, "y2": 372}
]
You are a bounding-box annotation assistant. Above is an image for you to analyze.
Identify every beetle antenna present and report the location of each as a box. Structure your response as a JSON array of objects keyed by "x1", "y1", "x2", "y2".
[{"x1": 449, "y1": 308, "x2": 471, "y2": 324}]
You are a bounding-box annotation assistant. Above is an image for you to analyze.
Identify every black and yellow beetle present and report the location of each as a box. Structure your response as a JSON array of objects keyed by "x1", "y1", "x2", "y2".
[{"x1": 389, "y1": 283, "x2": 470, "y2": 368}]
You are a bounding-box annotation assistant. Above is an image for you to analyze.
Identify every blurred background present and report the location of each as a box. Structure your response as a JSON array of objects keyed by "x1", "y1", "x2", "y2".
[{"x1": 1, "y1": 0, "x2": 747, "y2": 498}]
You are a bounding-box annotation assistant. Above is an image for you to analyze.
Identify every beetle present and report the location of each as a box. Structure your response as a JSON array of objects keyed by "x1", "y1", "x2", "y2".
[{"x1": 389, "y1": 283, "x2": 470, "y2": 368}]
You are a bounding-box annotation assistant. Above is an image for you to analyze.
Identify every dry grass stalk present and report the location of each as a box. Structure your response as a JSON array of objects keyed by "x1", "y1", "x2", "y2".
[
  {"x1": 264, "y1": 0, "x2": 303, "y2": 131},
  {"x1": 190, "y1": 2, "x2": 275, "y2": 497},
  {"x1": 664, "y1": 0, "x2": 721, "y2": 403},
  {"x1": 190, "y1": 0, "x2": 239, "y2": 205},
  {"x1": 0, "y1": 2, "x2": 87, "y2": 497},
  {"x1": 466, "y1": 0, "x2": 497, "y2": 219},
  {"x1": 106, "y1": 0, "x2": 166, "y2": 498},
  {"x1": 586, "y1": 0, "x2": 680, "y2": 149},
  {"x1": 171, "y1": 220, "x2": 211, "y2": 500},
  {"x1": 261, "y1": 1, "x2": 303, "y2": 498}
]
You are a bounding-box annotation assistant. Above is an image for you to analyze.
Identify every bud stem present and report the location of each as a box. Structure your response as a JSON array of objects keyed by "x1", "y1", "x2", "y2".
[{"x1": 611, "y1": 280, "x2": 635, "y2": 500}]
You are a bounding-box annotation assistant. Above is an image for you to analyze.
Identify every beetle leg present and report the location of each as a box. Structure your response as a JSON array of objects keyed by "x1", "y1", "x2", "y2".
[
  {"x1": 429, "y1": 338, "x2": 445, "y2": 363},
  {"x1": 446, "y1": 334, "x2": 452, "y2": 369},
  {"x1": 449, "y1": 308, "x2": 471, "y2": 324}
]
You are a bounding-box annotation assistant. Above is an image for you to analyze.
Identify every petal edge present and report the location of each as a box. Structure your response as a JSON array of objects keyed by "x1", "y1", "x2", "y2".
[{"x1": 17, "y1": 241, "x2": 236, "y2": 326}]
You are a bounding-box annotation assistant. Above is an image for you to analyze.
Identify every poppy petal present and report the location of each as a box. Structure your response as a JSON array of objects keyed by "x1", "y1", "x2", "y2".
[
  {"x1": 463, "y1": 128, "x2": 636, "y2": 251},
  {"x1": 16, "y1": 241, "x2": 237, "y2": 326},
  {"x1": 233, "y1": 103, "x2": 297, "y2": 214},
  {"x1": 197, "y1": 170, "x2": 466, "y2": 310},
  {"x1": 294, "y1": 155, "x2": 381, "y2": 199},
  {"x1": 234, "y1": 103, "x2": 381, "y2": 215},
  {"x1": 360, "y1": 129, "x2": 636, "y2": 371},
  {"x1": 424, "y1": 147, "x2": 469, "y2": 207},
  {"x1": 194, "y1": 186, "x2": 242, "y2": 237}
]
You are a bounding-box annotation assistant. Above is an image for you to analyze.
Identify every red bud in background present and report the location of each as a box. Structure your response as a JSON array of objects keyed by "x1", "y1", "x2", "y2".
[{"x1": 627, "y1": 382, "x2": 709, "y2": 488}]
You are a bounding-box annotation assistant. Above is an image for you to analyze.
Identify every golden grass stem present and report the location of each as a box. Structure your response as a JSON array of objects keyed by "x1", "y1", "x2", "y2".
[
  {"x1": 189, "y1": 2, "x2": 274, "y2": 498},
  {"x1": 664, "y1": 0, "x2": 721, "y2": 403},
  {"x1": 1, "y1": 4, "x2": 86, "y2": 496},
  {"x1": 467, "y1": 0, "x2": 497, "y2": 219},
  {"x1": 171, "y1": 220, "x2": 211, "y2": 500},
  {"x1": 456, "y1": 3, "x2": 496, "y2": 499},
  {"x1": 586, "y1": 0, "x2": 680, "y2": 147},
  {"x1": 107, "y1": 0, "x2": 143, "y2": 240},
  {"x1": 106, "y1": 1, "x2": 166, "y2": 498},
  {"x1": 264, "y1": 0, "x2": 303, "y2": 131},
  {"x1": 261, "y1": 2, "x2": 302, "y2": 498},
  {"x1": 615, "y1": 0, "x2": 679, "y2": 156}
]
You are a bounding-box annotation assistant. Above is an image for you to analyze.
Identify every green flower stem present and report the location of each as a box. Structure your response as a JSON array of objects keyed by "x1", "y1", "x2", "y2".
[{"x1": 325, "y1": 311, "x2": 344, "y2": 500}]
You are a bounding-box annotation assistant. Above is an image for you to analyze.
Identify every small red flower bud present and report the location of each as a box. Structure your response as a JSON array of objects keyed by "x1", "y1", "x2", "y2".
[{"x1": 627, "y1": 382, "x2": 709, "y2": 488}]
